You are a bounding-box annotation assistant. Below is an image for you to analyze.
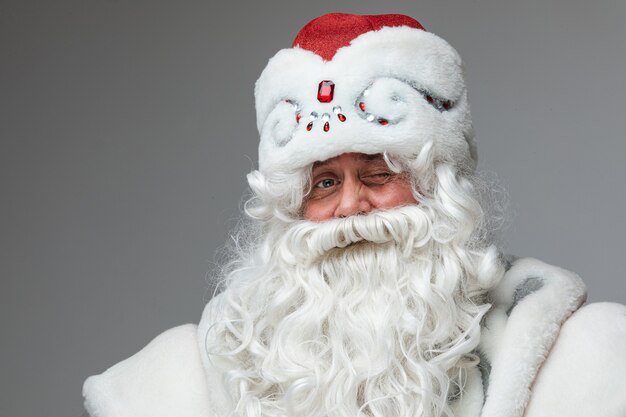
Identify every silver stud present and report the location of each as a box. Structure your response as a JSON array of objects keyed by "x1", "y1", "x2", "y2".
[
  {"x1": 310, "y1": 112, "x2": 318, "y2": 120},
  {"x1": 322, "y1": 113, "x2": 330, "y2": 122},
  {"x1": 366, "y1": 113, "x2": 375, "y2": 122},
  {"x1": 332, "y1": 106, "x2": 342, "y2": 114}
]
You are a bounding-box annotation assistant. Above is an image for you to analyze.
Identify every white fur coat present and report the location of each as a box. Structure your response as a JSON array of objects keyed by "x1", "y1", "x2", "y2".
[{"x1": 82, "y1": 257, "x2": 626, "y2": 417}]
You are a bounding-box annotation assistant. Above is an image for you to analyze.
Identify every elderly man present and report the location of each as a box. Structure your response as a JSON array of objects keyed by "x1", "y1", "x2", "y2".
[{"x1": 82, "y1": 13, "x2": 626, "y2": 417}]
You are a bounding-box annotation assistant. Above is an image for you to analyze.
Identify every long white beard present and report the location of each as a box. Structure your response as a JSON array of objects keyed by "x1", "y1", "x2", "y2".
[{"x1": 204, "y1": 205, "x2": 502, "y2": 417}]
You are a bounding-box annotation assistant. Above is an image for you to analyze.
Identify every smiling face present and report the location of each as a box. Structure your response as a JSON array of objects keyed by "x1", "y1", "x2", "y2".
[
  {"x1": 302, "y1": 152, "x2": 417, "y2": 221},
  {"x1": 209, "y1": 141, "x2": 505, "y2": 417},
  {"x1": 208, "y1": 152, "x2": 501, "y2": 417}
]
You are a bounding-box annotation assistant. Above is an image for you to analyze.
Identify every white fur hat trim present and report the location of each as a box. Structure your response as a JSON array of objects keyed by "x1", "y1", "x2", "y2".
[{"x1": 254, "y1": 25, "x2": 476, "y2": 175}]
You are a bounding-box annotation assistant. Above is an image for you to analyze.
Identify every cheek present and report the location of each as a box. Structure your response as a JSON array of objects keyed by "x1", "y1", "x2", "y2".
[
  {"x1": 375, "y1": 181, "x2": 417, "y2": 208},
  {"x1": 302, "y1": 199, "x2": 335, "y2": 221}
]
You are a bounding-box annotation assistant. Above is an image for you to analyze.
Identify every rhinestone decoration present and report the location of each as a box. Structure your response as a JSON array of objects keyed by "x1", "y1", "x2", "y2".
[
  {"x1": 306, "y1": 122, "x2": 313, "y2": 131},
  {"x1": 284, "y1": 99, "x2": 303, "y2": 124},
  {"x1": 317, "y1": 80, "x2": 335, "y2": 103},
  {"x1": 333, "y1": 106, "x2": 347, "y2": 122},
  {"x1": 285, "y1": 99, "x2": 300, "y2": 111},
  {"x1": 351, "y1": 83, "x2": 455, "y2": 129},
  {"x1": 420, "y1": 91, "x2": 454, "y2": 112},
  {"x1": 310, "y1": 112, "x2": 318, "y2": 120},
  {"x1": 320, "y1": 113, "x2": 331, "y2": 132},
  {"x1": 356, "y1": 90, "x2": 392, "y2": 125}
]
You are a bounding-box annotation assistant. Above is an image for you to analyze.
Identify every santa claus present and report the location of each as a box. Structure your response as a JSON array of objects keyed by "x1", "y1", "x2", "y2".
[{"x1": 82, "y1": 13, "x2": 626, "y2": 417}]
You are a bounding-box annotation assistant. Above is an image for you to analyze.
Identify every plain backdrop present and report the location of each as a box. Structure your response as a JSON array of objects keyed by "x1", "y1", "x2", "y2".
[{"x1": 1, "y1": 1, "x2": 625, "y2": 416}]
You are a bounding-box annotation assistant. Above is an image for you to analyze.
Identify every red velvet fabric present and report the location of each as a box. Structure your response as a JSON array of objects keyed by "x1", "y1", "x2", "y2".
[{"x1": 292, "y1": 13, "x2": 425, "y2": 61}]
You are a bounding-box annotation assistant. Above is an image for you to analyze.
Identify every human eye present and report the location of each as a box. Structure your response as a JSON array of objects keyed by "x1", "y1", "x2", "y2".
[
  {"x1": 362, "y1": 169, "x2": 393, "y2": 185},
  {"x1": 371, "y1": 171, "x2": 392, "y2": 179},
  {"x1": 315, "y1": 178, "x2": 337, "y2": 189}
]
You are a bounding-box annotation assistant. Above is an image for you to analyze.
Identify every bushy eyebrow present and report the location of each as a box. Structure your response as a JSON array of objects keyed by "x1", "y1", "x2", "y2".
[{"x1": 361, "y1": 153, "x2": 384, "y2": 162}]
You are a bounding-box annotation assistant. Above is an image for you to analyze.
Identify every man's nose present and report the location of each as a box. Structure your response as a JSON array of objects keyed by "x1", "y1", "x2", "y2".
[{"x1": 333, "y1": 180, "x2": 373, "y2": 218}]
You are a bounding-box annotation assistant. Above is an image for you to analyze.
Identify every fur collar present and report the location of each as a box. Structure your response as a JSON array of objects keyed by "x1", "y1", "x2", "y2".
[{"x1": 451, "y1": 257, "x2": 587, "y2": 417}]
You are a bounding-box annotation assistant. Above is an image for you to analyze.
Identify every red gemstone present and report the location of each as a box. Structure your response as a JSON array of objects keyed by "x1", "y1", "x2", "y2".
[
  {"x1": 426, "y1": 95, "x2": 433, "y2": 103},
  {"x1": 442, "y1": 101, "x2": 451, "y2": 110},
  {"x1": 317, "y1": 80, "x2": 335, "y2": 103},
  {"x1": 296, "y1": 113, "x2": 301, "y2": 123},
  {"x1": 378, "y1": 119, "x2": 389, "y2": 125},
  {"x1": 323, "y1": 121, "x2": 330, "y2": 132},
  {"x1": 337, "y1": 113, "x2": 346, "y2": 122},
  {"x1": 359, "y1": 102, "x2": 366, "y2": 111},
  {"x1": 306, "y1": 122, "x2": 313, "y2": 131}
]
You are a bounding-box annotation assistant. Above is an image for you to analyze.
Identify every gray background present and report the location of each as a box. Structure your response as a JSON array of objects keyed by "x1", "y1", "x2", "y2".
[{"x1": 1, "y1": 1, "x2": 625, "y2": 416}]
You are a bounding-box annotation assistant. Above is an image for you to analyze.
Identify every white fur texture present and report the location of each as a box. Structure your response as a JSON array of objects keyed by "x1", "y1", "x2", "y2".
[
  {"x1": 82, "y1": 324, "x2": 216, "y2": 417},
  {"x1": 255, "y1": 26, "x2": 475, "y2": 175},
  {"x1": 448, "y1": 367, "x2": 483, "y2": 417},
  {"x1": 524, "y1": 302, "x2": 626, "y2": 417},
  {"x1": 478, "y1": 258, "x2": 587, "y2": 417}
]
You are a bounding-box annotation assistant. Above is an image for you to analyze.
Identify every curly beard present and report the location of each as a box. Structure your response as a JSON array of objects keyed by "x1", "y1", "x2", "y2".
[{"x1": 201, "y1": 203, "x2": 503, "y2": 417}]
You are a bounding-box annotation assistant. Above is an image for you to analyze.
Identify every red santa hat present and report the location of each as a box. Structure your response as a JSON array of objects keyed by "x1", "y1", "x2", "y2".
[{"x1": 255, "y1": 13, "x2": 476, "y2": 174}]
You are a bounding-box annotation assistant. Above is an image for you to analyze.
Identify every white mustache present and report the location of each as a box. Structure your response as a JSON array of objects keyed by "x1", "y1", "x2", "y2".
[{"x1": 278, "y1": 205, "x2": 433, "y2": 263}]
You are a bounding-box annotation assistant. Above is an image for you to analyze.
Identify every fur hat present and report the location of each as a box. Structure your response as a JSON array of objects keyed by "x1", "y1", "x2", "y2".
[{"x1": 255, "y1": 13, "x2": 476, "y2": 175}]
